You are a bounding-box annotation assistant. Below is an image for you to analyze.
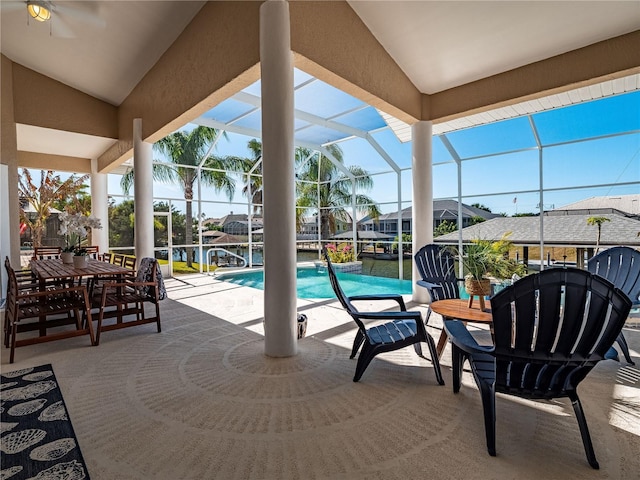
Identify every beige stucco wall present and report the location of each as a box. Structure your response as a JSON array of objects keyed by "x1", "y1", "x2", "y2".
[
  {"x1": 17, "y1": 152, "x2": 91, "y2": 174},
  {"x1": 0, "y1": 55, "x2": 20, "y2": 265},
  {"x1": 11, "y1": 63, "x2": 118, "y2": 139},
  {"x1": 99, "y1": 1, "x2": 263, "y2": 172},
  {"x1": 430, "y1": 30, "x2": 640, "y2": 123}
]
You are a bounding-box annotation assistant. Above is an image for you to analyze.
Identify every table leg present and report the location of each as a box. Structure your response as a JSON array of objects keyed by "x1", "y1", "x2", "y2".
[
  {"x1": 436, "y1": 329, "x2": 448, "y2": 358},
  {"x1": 38, "y1": 278, "x2": 47, "y2": 337}
]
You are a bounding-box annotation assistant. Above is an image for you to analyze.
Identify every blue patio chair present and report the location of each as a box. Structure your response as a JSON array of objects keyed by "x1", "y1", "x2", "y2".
[
  {"x1": 444, "y1": 268, "x2": 632, "y2": 468},
  {"x1": 587, "y1": 246, "x2": 639, "y2": 365},
  {"x1": 323, "y1": 248, "x2": 444, "y2": 384}
]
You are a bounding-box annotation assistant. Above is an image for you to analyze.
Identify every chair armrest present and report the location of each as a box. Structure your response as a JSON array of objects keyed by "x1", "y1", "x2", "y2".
[
  {"x1": 352, "y1": 310, "x2": 422, "y2": 322},
  {"x1": 16, "y1": 285, "x2": 88, "y2": 300},
  {"x1": 102, "y1": 280, "x2": 156, "y2": 289},
  {"x1": 417, "y1": 280, "x2": 440, "y2": 288},
  {"x1": 444, "y1": 319, "x2": 494, "y2": 355},
  {"x1": 348, "y1": 293, "x2": 407, "y2": 310}
]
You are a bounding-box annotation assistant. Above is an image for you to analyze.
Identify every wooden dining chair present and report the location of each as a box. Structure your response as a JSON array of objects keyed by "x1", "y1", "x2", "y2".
[
  {"x1": 112, "y1": 254, "x2": 125, "y2": 266},
  {"x1": 85, "y1": 245, "x2": 100, "y2": 259},
  {"x1": 103, "y1": 252, "x2": 113, "y2": 263},
  {"x1": 123, "y1": 256, "x2": 136, "y2": 270},
  {"x1": 33, "y1": 246, "x2": 62, "y2": 260},
  {"x1": 4, "y1": 256, "x2": 96, "y2": 363},
  {"x1": 92, "y1": 257, "x2": 165, "y2": 344}
]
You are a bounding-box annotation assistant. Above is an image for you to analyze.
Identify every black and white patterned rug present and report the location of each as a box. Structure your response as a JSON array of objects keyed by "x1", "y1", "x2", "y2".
[{"x1": 1, "y1": 364, "x2": 90, "y2": 480}]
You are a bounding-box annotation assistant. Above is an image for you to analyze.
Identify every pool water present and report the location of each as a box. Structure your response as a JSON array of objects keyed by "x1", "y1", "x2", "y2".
[{"x1": 217, "y1": 266, "x2": 412, "y2": 299}]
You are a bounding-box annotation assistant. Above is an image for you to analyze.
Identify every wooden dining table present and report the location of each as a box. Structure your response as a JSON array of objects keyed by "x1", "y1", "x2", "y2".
[
  {"x1": 30, "y1": 258, "x2": 132, "y2": 285},
  {"x1": 30, "y1": 258, "x2": 133, "y2": 337},
  {"x1": 430, "y1": 298, "x2": 493, "y2": 358}
]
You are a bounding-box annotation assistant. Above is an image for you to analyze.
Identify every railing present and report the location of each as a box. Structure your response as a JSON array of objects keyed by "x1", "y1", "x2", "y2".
[{"x1": 206, "y1": 247, "x2": 247, "y2": 275}]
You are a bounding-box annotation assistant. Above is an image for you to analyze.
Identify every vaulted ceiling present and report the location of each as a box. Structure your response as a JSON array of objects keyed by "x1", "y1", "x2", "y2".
[{"x1": 1, "y1": 1, "x2": 639, "y2": 172}]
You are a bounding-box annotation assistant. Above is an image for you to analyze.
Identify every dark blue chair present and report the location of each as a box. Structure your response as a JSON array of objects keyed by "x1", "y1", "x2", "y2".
[
  {"x1": 444, "y1": 268, "x2": 632, "y2": 468},
  {"x1": 587, "y1": 246, "x2": 639, "y2": 365},
  {"x1": 414, "y1": 244, "x2": 461, "y2": 323},
  {"x1": 323, "y1": 248, "x2": 443, "y2": 384}
]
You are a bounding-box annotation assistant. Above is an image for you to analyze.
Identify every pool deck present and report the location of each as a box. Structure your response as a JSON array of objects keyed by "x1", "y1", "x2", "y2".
[{"x1": 2, "y1": 272, "x2": 638, "y2": 479}]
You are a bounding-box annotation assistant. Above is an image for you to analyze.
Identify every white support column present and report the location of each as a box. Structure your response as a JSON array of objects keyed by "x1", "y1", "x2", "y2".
[
  {"x1": 90, "y1": 159, "x2": 109, "y2": 255},
  {"x1": 261, "y1": 0, "x2": 297, "y2": 357},
  {"x1": 411, "y1": 121, "x2": 434, "y2": 304},
  {"x1": 133, "y1": 118, "x2": 155, "y2": 263}
]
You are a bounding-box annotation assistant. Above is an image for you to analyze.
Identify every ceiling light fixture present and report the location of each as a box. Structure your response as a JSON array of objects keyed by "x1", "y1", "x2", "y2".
[{"x1": 27, "y1": 1, "x2": 51, "y2": 22}]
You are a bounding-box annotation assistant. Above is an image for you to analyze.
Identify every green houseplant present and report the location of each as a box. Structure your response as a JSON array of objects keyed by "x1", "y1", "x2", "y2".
[{"x1": 447, "y1": 232, "x2": 525, "y2": 297}]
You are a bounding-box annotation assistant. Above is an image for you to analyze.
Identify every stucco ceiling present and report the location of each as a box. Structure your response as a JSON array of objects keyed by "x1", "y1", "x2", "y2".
[
  {"x1": 1, "y1": 1, "x2": 639, "y2": 163},
  {"x1": 348, "y1": 1, "x2": 640, "y2": 94}
]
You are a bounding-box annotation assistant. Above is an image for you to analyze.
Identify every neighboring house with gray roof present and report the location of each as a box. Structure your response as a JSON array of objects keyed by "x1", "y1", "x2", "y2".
[
  {"x1": 550, "y1": 194, "x2": 640, "y2": 219},
  {"x1": 359, "y1": 201, "x2": 499, "y2": 236},
  {"x1": 434, "y1": 214, "x2": 640, "y2": 248}
]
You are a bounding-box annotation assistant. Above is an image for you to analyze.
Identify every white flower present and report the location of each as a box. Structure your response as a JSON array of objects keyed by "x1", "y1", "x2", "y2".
[{"x1": 58, "y1": 212, "x2": 103, "y2": 251}]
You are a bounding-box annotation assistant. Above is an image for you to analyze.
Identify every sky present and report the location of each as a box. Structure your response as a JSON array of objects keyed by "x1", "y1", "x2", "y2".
[{"x1": 105, "y1": 88, "x2": 640, "y2": 221}]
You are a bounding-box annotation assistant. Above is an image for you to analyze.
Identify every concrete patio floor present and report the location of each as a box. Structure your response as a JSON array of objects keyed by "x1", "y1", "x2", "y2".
[{"x1": 1, "y1": 273, "x2": 639, "y2": 479}]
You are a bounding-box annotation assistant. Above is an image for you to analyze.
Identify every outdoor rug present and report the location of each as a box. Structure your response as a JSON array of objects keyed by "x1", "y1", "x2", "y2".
[{"x1": 1, "y1": 364, "x2": 90, "y2": 480}]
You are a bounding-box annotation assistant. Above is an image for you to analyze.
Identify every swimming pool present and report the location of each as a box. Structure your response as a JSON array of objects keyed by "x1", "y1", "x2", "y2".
[{"x1": 216, "y1": 266, "x2": 413, "y2": 299}]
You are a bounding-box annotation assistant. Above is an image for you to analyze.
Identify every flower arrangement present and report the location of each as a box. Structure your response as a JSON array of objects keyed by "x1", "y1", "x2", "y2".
[
  {"x1": 325, "y1": 242, "x2": 356, "y2": 263},
  {"x1": 58, "y1": 212, "x2": 102, "y2": 255}
]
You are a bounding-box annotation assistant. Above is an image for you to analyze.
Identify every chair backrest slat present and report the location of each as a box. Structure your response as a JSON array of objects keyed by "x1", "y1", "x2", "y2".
[
  {"x1": 33, "y1": 246, "x2": 61, "y2": 260},
  {"x1": 112, "y1": 254, "x2": 125, "y2": 266},
  {"x1": 123, "y1": 256, "x2": 136, "y2": 270}
]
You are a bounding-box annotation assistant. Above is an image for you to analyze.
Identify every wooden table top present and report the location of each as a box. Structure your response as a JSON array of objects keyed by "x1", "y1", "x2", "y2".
[
  {"x1": 31, "y1": 258, "x2": 132, "y2": 280},
  {"x1": 430, "y1": 298, "x2": 493, "y2": 324}
]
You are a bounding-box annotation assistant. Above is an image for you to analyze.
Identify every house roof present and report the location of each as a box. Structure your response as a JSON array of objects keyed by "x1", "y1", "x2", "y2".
[
  {"x1": 552, "y1": 194, "x2": 640, "y2": 217},
  {"x1": 434, "y1": 214, "x2": 640, "y2": 247},
  {"x1": 331, "y1": 231, "x2": 395, "y2": 241},
  {"x1": 361, "y1": 201, "x2": 500, "y2": 224}
]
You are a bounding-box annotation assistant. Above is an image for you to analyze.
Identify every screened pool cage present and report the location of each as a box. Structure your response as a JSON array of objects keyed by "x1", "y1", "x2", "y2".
[{"x1": 103, "y1": 73, "x2": 639, "y2": 280}]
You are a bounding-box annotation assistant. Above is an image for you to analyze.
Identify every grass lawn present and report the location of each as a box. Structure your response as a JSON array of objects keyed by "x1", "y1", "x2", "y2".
[{"x1": 159, "y1": 260, "x2": 218, "y2": 275}]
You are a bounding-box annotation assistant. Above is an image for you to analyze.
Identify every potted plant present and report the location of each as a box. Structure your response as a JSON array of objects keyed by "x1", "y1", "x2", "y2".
[
  {"x1": 447, "y1": 233, "x2": 525, "y2": 308},
  {"x1": 320, "y1": 242, "x2": 362, "y2": 274},
  {"x1": 60, "y1": 245, "x2": 76, "y2": 264},
  {"x1": 58, "y1": 212, "x2": 102, "y2": 266},
  {"x1": 72, "y1": 247, "x2": 89, "y2": 268}
]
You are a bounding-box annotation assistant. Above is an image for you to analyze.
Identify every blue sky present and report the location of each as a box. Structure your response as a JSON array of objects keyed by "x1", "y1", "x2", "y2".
[{"x1": 108, "y1": 89, "x2": 640, "y2": 220}]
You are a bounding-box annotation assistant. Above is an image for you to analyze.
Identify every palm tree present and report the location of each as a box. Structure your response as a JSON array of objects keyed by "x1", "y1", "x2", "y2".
[
  {"x1": 295, "y1": 145, "x2": 380, "y2": 240},
  {"x1": 121, "y1": 126, "x2": 243, "y2": 268},
  {"x1": 586, "y1": 216, "x2": 611, "y2": 252},
  {"x1": 223, "y1": 138, "x2": 263, "y2": 214},
  {"x1": 18, "y1": 169, "x2": 89, "y2": 247}
]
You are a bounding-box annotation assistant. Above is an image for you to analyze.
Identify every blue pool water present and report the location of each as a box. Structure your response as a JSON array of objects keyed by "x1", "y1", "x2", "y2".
[{"x1": 217, "y1": 266, "x2": 412, "y2": 299}]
